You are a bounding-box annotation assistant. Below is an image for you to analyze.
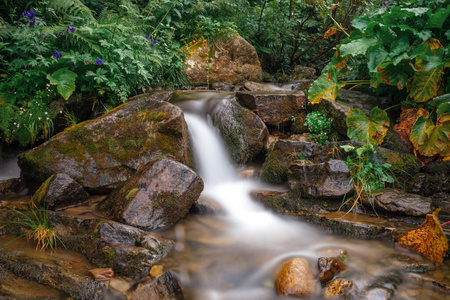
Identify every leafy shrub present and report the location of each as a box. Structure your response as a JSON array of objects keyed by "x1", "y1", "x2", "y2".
[
  {"x1": 304, "y1": 111, "x2": 332, "y2": 145},
  {"x1": 308, "y1": 0, "x2": 450, "y2": 160}
]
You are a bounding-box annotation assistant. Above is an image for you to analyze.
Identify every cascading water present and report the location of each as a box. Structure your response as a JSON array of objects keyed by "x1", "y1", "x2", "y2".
[
  {"x1": 166, "y1": 94, "x2": 398, "y2": 300},
  {"x1": 163, "y1": 92, "x2": 447, "y2": 300}
]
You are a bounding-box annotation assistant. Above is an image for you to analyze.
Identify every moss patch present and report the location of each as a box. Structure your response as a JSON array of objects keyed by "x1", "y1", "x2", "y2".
[
  {"x1": 31, "y1": 175, "x2": 54, "y2": 205},
  {"x1": 380, "y1": 152, "x2": 420, "y2": 183}
]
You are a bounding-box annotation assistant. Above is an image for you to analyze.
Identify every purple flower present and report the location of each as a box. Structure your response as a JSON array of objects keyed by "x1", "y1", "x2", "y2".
[
  {"x1": 145, "y1": 35, "x2": 150, "y2": 39},
  {"x1": 44, "y1": 35, "x2": 48, "y2": 40},
  {"x1": 54, "y1": 50, "x2": 63, "y2": 58},
  {"x1": 66, "y1": 25, "x2": 76, "y2": 33},
  {"x1": 21, "y1": 10, "x2": 36, "y2": 27},
  {"x1": 96, "y1": 57, "x2": 103, "y2": 65},
  {"x1": 70, "y1": 27, "x2": 76, "y2": 33},
  {"x1": 382, "y1": 1, "x2": 391, "y2": 8},
  {"x1": 150, "y1": 38, "x2": 157, "y2": 47}
]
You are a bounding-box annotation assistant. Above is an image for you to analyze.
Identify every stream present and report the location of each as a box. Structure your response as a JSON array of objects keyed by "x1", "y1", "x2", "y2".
[{"x1": 0, "y1": 91, "x2": 449, "y2": 299}]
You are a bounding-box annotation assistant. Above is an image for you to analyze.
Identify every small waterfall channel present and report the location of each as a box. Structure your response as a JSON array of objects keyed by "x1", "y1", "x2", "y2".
[{"x1": 165, "y1": 92, "x2": 439, "y2": 300}]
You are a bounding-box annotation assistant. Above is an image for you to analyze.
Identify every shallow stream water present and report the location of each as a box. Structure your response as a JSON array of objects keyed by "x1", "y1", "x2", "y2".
[{"x1": 0, "y1": 91, "x2": 449, "y2": 299}]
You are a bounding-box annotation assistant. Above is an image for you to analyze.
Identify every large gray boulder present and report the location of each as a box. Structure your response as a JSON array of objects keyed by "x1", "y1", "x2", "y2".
[
  {"x1": 99, "y1": 159, "x2": 203, "y2": 231},
  {"x1": 236, "y1": 90, "x2": 306, "y2": 127},
  {"x1": 207, "y1": 98, "x2": 268, "y2": 164},
  {"x1": 18, "y1": 92, "x2": 194, "y2": 194}
]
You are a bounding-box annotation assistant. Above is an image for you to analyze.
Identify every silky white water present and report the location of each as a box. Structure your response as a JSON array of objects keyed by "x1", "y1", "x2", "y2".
[{"x1": 165, "y1": 93, "x2": 446, "y2": 300}]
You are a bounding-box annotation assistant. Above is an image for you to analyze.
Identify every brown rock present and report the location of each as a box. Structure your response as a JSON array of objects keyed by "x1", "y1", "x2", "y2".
[
  {"x1": 244, "y1": 81, "x2": 275, "y2": 91},
  {"x1": 324, "y1": 279, "x2": 353, "y2": 298},
  {"x1": 367, "y1": 188, "x2": 432, "y2": 216},
  {"x1": 274, "y1": 258, "x2": 316, "y2": 298},
  {"x1": 318, "y1": 257, "x2": 347, "y2": 284},
  {"x1": 236, "y1": 90, "x2": 306, "y2": 127},
  {"x1": 89, "y1": 268, "x2": 114, "y2": 280},
  {"x1": 184, "y1": 35, "x2": 263, "y2": 84},
  {"x1": 149, "y1": 265, "x2": 164, "y2": 279}
]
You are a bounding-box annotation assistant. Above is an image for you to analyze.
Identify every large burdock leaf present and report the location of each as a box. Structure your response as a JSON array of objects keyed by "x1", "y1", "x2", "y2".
[
  {"x1": 308, "y1": 68, "x2": 345, "y2": 104},
  {"x1": 410, "y1": 115, "x2": 450, "y2": 157},
  {"x1": 346, "y1": 107, "x2": 390, "y2": 145},
  {"x1": 408, "y1": 39, "x2": 445, "y2": 103},
  {"x1": 393, "y1": 108, "x2": 429, "y2": 146},
  {"x1": 47, "y1": 68, "x2": 77, "y2": 100},
  {"x1": 339, "y1": 37, "x2": 378, "y2": 57},
  {"x1": 397, "y1": 209, "x2": 449, "y2": 266}
]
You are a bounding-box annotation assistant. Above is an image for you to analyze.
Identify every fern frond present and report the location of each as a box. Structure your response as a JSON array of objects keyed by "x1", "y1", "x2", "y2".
[
  {"x1": 48, "y1": 0, "x2": 95, "y2": 22},
  {"x1": 0, "y1": 27, "x2": 13, "y2": 41}
]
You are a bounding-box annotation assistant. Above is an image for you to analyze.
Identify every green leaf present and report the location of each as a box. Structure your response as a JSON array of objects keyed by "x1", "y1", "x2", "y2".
[
  {"x1": 346, "y1": 107, "x2": 390, "y2": 146},
  {"x1": 389, "y1": 34, "x2": 410, "y2": 58},
  {"x1": 434, "y1": 94, "x2": 450, "y2": 116},
  {"x1": 352, "y1": 16, "x2": 371, "y2": 32},
  {"x1": 340, "y1": 38, "x2": 378, "y2": 57},
  {"x1": 426, "y1": 6, "x2": 450, "y2": 29},
  {"x1": 410, "y1": 116, "x2": 433, "y2": 150},
  {"x1": 411, "y1": 114, "x2": 450, "y2": 157},
  {"x1": 368, "y1": 44, "x2": 388, "y2": 73},
  {"x1": 307, "y1": 68, "x2": 345, "y2": 104},
  {"x1": 46, "y1": 68, "x2": 77, "y2": 100}
]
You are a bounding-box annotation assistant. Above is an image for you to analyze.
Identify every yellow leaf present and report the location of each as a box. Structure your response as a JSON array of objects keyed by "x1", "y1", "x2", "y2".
[{"x1": 397, "y1": 209, "x2": 449, "y2": 266}]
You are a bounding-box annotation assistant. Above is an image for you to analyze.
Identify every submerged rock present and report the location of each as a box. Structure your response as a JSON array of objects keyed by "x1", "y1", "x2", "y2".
[
  {"x1": 89, "y1": 268, "x2": 114, "y2": 281},
  {"x1": 288, "y1": 160, "x2": 354, "y2": 198},
  {"x1": 32, "y1": 173, "x2": 89, "y2": 210},
  {"x1": 99, "y1": 159, "x2": 203, "y2": 231},
  {"x1": 275, "y1": 258, "x2": 316, "y2": 298},
  {"x1": 318, "y1": 257, "x2": 347, "y2": 284},
  {"x1": 127, "y1": 270, "x2": 185, "y2": 300},
  {"x1": 183, "y1": 35, "x2": 263, "y2": 84},
  {"x1": 18, "y1": 92, "x2": 193, "y2": 194},
  {"x1": 324, "y1": 279, "x2": 353, "y2": 298},
  {"x1": 366, "y1": 189, "x2": 432, "y2": 216},
  {"x1": 236, "y1": 90, "x2": 306, "y2": 128},
  {"x1": 207, "y1": 97, "x2": 268, "y2": 164}
]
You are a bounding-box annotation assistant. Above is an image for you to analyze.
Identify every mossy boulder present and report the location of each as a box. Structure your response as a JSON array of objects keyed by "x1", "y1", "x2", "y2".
[
  {"x1": 99, "y1": 159, "x2": 203, "y2": 231},
  {"x1": 261, "y1": 140, "x2": 320, "y2": 184},
  {"x1": 236, "y1": 90, "x2": 306, "y2": 128},
  {"x1": 207, "y1": 98, "x2": 268, "y2": 164},
  {"x1": 18, "y1": 92, "x2": 194, "y2": 194},
  {"x1": 183, "y1": 34, "x2": 263, "y2": 84}
]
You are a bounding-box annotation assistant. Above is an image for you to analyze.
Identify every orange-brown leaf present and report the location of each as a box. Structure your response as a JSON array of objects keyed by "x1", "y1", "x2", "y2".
[
  {"x1": 324, "y1": 26, "x2": 337, "y2": 39},
  {"x1": 393, "y1": 108, "x2": 429, "y2": 146},
  {"x1": 332, "y1": 4, "x2": 339, "y2": 10},
  {"x1": 397, "y1": 209, "x2": 449, "y2": 266}
]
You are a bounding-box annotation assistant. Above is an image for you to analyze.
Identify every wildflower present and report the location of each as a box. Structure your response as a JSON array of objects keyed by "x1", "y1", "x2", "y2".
[
  {"x1": 151, "y1": 38, "x2": 157, "y2": 47},
  {"x1": 382, "y1": 1, "x2": 391, "y2": 8},
  {"x1": 54, "y1": 50, "x2": 63, "y2": 58},
  {"x1": 44, "y1": 35, "x2": 48, "y2": 40},
  {"x1": 96, "y1": 57, "x2": 103, "y2": 65},
  {"x1": 38, "y1": 117, "x2": 41, "y2": 120},
  {"x1": 67, "y1": 25, "x2": 76, "y2": 33},
  {"x1": 145, "y1": 35, "x2": 150, "y2": 39},
  {"x1": 97, "y1": 4, "x2": 102, "y2": 14}
]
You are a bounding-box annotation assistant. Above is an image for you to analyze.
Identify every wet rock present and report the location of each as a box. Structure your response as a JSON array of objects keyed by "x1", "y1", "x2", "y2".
[
  {"x1": 324, "y1": 279, "x2": 353, "y2": 298},
  {"x1": 236, "y1": 90, "x2": 306, "y2": 128},
  {"x1": 140, "y1": 232, "x2": 174, "y2": 257},
  {"x1": 363, "y1": 269, "x2": 402, "y2": 299},
  {"x1": 244, "y1": 81, "x2": 275, "y2": 91},
  {"x1": 318, "y1": 257, "x2": 347, "y2": 284},
  {"x1": 0, "y1": 243, "x2": 104, "y2": 299},
  {"x1": 383, "y1": 253, "x2": 430, "y2": 274},
  {"x1": 207, "y1": 98, "x2": 268, "y2": 164},
  {"x1": 288, "y1": 160, "x2": 354, "y2": 198},
  {"x1": 409, "y1": 172, "x2": 450, "y2": 196},
  {"x1": 112, "y1": 245, "x2": 158, "y2": 279},
  {"x1": 97, "y1": 221, "x2": 143, "y2": 245},
  {"x1": 183, "y1": 35, "x2": 263, "y2": 84},
  {"x1": 274, "y1": 258, "x2": 316, "y2": 297},
  {"x1": 366, "y1": 189, "x2": 432, "y2": 216},
  {"x1": 32, "y1": 173, "x2": 89, "y2": 210},
  {"x1": 99, "y1": 159, "x2": 203, "y2": 231},
  {"x1": 0, "y1": 178, "x2": 26, "y2": 195},
  {"x1": 89, "y1": 268, "x2": 114, "y2": 280},
  {"x1": 261, "y1": 141, "x2": 320, "y2": 184},
  {"x1": 127, "y1": 270, "x2": 185, "y2": 300},
  {"x1": 281, "y1": 79, "x2": 314, "y2": 92},
  {"x1": 18, "y1": 92, "x2": 194, "y2": 194}
]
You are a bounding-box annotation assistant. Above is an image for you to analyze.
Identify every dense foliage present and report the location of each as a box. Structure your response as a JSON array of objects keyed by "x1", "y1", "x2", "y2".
[{"x1": 308, "y1": 0, "x2": 450, "y2": 160}]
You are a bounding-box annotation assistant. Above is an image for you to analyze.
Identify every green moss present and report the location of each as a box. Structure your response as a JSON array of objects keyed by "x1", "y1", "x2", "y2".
[
  {"x1": 380, "y1": 152, "x2": 420, "y2": 181},
  {"x1": 31, "y1": 174, "x2": 54, "y2": 205},
  {"x1": 126, "y1": 188, "x2": 139, "y2": 201},
  {"x1": 86, "y1": 141, "x2": 100, "y2": 153},
  {"x1": 70, "y1": 126, "x2": 87, "y2": 140}
]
